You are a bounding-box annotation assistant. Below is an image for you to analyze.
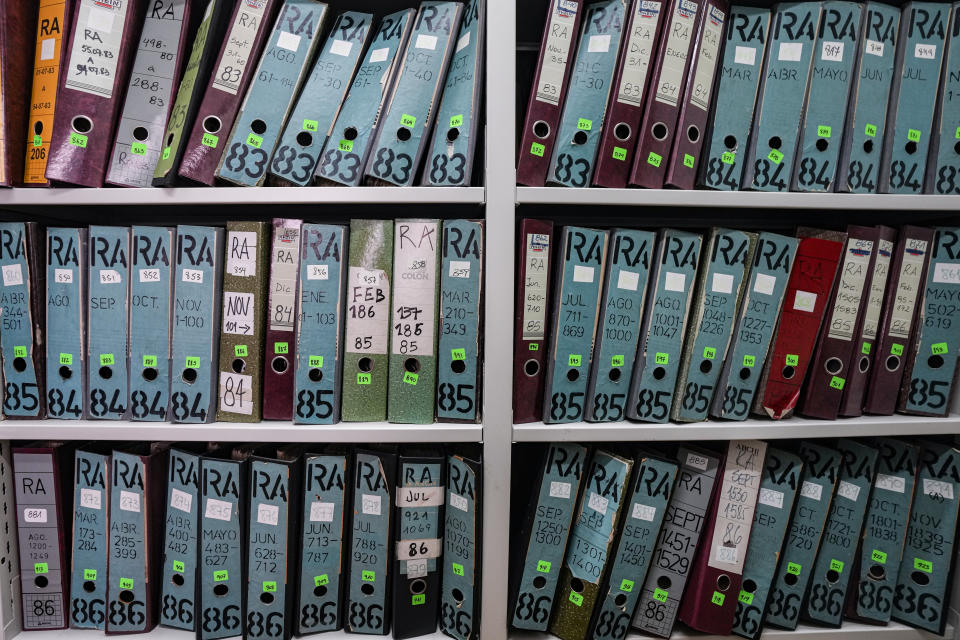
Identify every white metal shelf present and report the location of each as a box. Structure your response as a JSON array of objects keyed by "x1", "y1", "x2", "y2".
[
  {"x1": 0, "y1": 420, "x2": 482, "y2": 443},
  {"x1": 8, "y1": 628, "x2": 450, "y2": 640},
  {"x1": 513, "y1": 414, "x2": 960, "y2": 442},
  {"x1": 513, "y1": 622, "x2": 952, "y2": 640}
]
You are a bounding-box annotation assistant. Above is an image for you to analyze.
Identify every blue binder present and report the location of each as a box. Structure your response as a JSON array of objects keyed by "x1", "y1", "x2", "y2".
[
  {"x1": 925, "y1": 4, "x2": 960, "y2": 193},
  {"x1": 0, "y1": 222, "x2": 43, "y2": 417},
  {"x1": 441, "y1": 450, "x2": 481, "y2": 640},
  {"x1": 46, "y1": 227, "x2": 86, "y2": 419},
  {"x1": 160, "y1": 447, "x2": 202, "y2": 630},
  {"x1": 70, "y1": 448, "x2": 109, "y2": 629},
  {"x1": 87, "y1": 226, "x2": 130, "y2": 420}
]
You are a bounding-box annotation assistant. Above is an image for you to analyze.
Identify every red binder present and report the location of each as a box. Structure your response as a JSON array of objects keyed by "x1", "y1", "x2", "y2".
[
  {"x1": 663, "y1": 0, "x2": 727, "y2": 190},
  {"x1": 592, "y1": 0, "x2": 668, "y2": 188},
  {"x1": 628, "y1": 0, "x2": 704, "y2": 189},
  {"x1": 0, "y1": 0, "x2": 39, "y2": 187},
  {"x1": 757, "y1": 229, "x2": 846, "y2": 420},
  {"x1": 513, "y1": 219, "x2": 555, "y2": 423},
  {"x1": 517, "y1": 0, "x2": 585, "y2": 187},
  {"x1": 263, "y1": 218, "x2": 301, "y2": 420},
  {"x1": 800, "y1": 226, "x2": 881, "y2": 420},
  {"x1": 44, "y1": 0, "x2": 145, "y2": 187},
  {"x1": 863, "y1": 226, "x2": 935, "y2": 415}
]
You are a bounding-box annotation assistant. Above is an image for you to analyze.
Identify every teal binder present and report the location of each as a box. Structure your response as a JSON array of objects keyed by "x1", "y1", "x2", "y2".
[
  {"x1": 70, "y1": 448, "x2": 109, "y2": 629},
  {"x1": 87, "y1": 226, "x2": 130, "y2": 420},
  {"x1": 46, "y1": 227, "x2": 86, "y2": 419},
  {"x1": 160, "y1": 447, "x2": 201, "y2": 630},
  {"x1": 926, "y1": 3, "x2": 960, "y2": 193}
]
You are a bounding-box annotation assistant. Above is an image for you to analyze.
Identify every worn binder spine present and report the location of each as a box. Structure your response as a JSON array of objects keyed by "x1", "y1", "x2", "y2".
[
  {"x1": 437, "y1": 220, "x2": 484, "y2": 422},
  {"x1": 926, "y1": 4, "x2": 960, "y2": 194},
  {"x1": 170, "y1": 225, "x2": 224, "y2": 423},
  {"x1": 87, "y1": 226, "x2": 130, "y2": 420},
  {"x1": 513, "y1": 219, "x2": 554, "y2": 424},
  {"x1": 440, "y1": 450, "x2": 482, "y2": 640},
  {"x1": 70, "y1": 448, "x2": 109, "y2": 629},
  {"x1": 0, "y1": 1, "x2": 39, "y2": 187},
  {"x1": 160, "y1": 448, "x2": 201, "y2": 631},
  {"x1": 584, "y1": 229, "x2": 655, "y2": 423},
  {"x1": 293, "y1": 224, "x2": 347, "y2": 425},
  {"x1": 46, "y1": 227, "x2": 87, "y2": 420},
  {"x1": 0, "y1": 441, "x2": 18, "y2": 637},
  {"x1": 263, "y1": 219, "x2": 303, "y2": 421}
]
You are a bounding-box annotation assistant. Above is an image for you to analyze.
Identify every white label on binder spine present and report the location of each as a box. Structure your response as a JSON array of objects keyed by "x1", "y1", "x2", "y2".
[
  {"x1": 213, "y1": 0, "x2": 268, "y2": 95},
  {"x1": 837, "y1": 480, "x2": 860, "y2": 502},
  {"x1": 712, "y1": 273, "x2": 734, "y2": 294},
  {"x1": 800, "y1": 481, "x2": 822, "y2": 501},
  {"x1": 369, "y1": 47, "x2": 389, "y2": 63},
  {"x1": 1, "y1": 264, "x2": 22, "y2": 287},
  {"x1": 536, "y1": 1, "x2": 578, "y2": 105},
  {"x1": 759, "y1": 488, "x2": 784, "y2": 509},
  {"x1": 449, "y1": 261, "x2": 471, "y2": 278},
  {"x1": 866, "y1": 39, "x2": 884, "y2": 56},
  {"x1": 889, "y1": 240, "x2": 927, "y2": 339},
  {"x1": 708, "y1": 440, "x2": 764, "y2": 573},
  {"x1": 277, "y1": 31, "x2": 301, "y2": 53},
  {"x1": 307, "y1": 264, "x2": 329, "y2": 280},
  {"x1": 310, "y1": 501, "x2": 335, "y2": 522},
  {"x1": 863, "y1": 239, "x2": 894, "y2": 340},
  {"x1": 876, "y1": 473, "x2": 905, "y2": 493},
  {"x1": 80, "y1": 488, "x2": 102, "y2": 510},
  {"x1": 549, "y1": 481, "x2": 571, "y2": 499},
  {"x1": 617, "y1": 0, "x2": 661, "y2": 107},
  {"x1": 915, "y1": 44, "x2": 936, "y2": 59},
  {"x1": 522, "y1": 234, "x2": 550, "y2": 340},
  {"x1": 347, "y1": 267, "x2": 391, "y2": 353},
  {"x1": 685, "y1": 452, "x2": 708, "y2": 471},
  {"x1": 690, "y1": 7, "x2": 724, "y2": 111},
  {"x1": 449, "y1": 492, "x2": 469, "y2": 512},
  {"x1": 794, "y1": 290, "x2": 817, "y2": 312},
  {"x1": 222, "y1": 292, "x2": 255, "y2": 335},
  {"x1": 139, "y1": 269, "x2": 160, "y2": 283},
  {"x1": 632, "y1": 503, "x2": 656, "y2": 521},
  {"x1": 41, "y1": 38, "x2": 55, "y2": 61},
  {"x1": 588, "y1": 491, "x2": 609, "y2": 514},
  {"x1": 66, "y1": 0, "x2": 129, "y2": 98},
  {"x1": 219, "y1": 371, "x2": 253, "y2": 414},
  {"x1": 227, "y1": 231, "x2": 258, "y2": 277},
  {"x1": 735, "y1": 46, "x2": 756, "y2": 66},
  {"x1": 573, "y1": 265, "x2": 594, "y2": 283},
  {"x1": 655, "y1": 0, "x2": 697, "y2": 107},
  {"x1": 205, "y1": 498, "x2": 232, "y2": 521},
  {"x1": 397, "y1": 487, "x2": 444, "y2": 506},
  {"x1": 828, "y1": 240, "x2": 873, "y2": 341},
  {"x1": 923, "y1": 479, "x2": 954, "y2": 500},
  {"x1": 170, "y1": 488, "x2": 192, "y2": 513},
  {"x1": 933, "y1": 263, "x2": 960, "y2": 284},
  {"x1": 257, "y1": 503, "x2": 279, "y2": 526},
  {"x1": 779, "y1": 42, "x2": 803, "y2": 61},
  {"x1": 457, "y1": 32, "x2": 470, "y2": 52},
  {"x1": 362, "y1": 494, "x2": 382, "y2": 515},
  {"x1": 821, "y1": 41, "x2": 844, "y2": 62},
  {"x1": 665, "y1": 271, "x2": 686, "y2": 292},
  {"x1": 588, "y1": 34, "x2": 611, "y2": 53},
  {"x1": 330, "y1": 39, "x2": 353, "y2": 57},
  {"x1": 754, "y1": 273, "x2": 776, "y2": 295},
  {"x1": 618, "y1": 270, "x2": 640, "y2": 291},
  {"x1": 396, "y1": 538, "x2": 441, "y2": 559},
  {"x1": 416, "y1": 34, "x2": 438, "y2": 50},
  {"x1": 54, "y1": 268, "x2": 73, "y2": 284},
  {"x1": 119, "y1": 490, "x2": 140, "y2": 512},
  {"x1": 391, "y1": 221, "x2": 438, "y2": 357},
  {"x1": 23, "y1": 507, "x2": 47, "y2": 523},
  {"x1": 406, "y1": 559, "x2": 428, "y2": 578},
  {"x1": 100, "y1": 270, "x2": 122, "y2": 284},
  {"x1": 182, "y1": 268, "x2": 203, "y2": 283}
]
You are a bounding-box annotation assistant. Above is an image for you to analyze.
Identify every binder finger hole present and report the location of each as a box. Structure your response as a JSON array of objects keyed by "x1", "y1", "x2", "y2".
[
  {"x1": 928, "y1": 354, "x2": 944, "y2": 369},
  {"x1": 99, "y1": 366, "x2": 113, "y2": 379},
  {"x1": 614, "y1": 594, "x2": 627, "y2": 606},
  {"x1": 905, "y1": 141, "x2": 917, "y2": 155},
  {"x1": 358, "y1": 357, "x2": 373, "y2": 373},
  {"x1": 166, "y1": 132, "x2": 175, "y2": 147},
  {"x1": 172, "y1": 574, "x2": 185, "y2": 586},
  {"x1": 782, "y1": 365, "x2": 796, "y2": 380},
  {"x1": 815, "y1": 139, "x2": 828, "y2": 152},
  {"x1": 572, "y1": 131, "x2": 588, "y2": 145},
  {"x1": 12, "y1": 358, "x2": 26, "y2": 373},
  {"x1": 885, "y1": 355, "x2": 900, "y2": 372},
  {"x1": 656, "y1": 576, "x2": 671, "y2": 590},
  {"x1": 614, "y1": 123, "x2": 631, "y2": 141},
  {"x1": 344, "y1": 127, "x2": 358, "y2": 141},
  {"x1": 133, "y1": 126, "x2": 149, "y2": 142},
  {"x1": 251, "y1": 119, "x2": 267, "y2": 136},
  {"x1": 404, "y1": 358, "x2": 420, "y2": 373},
  {"x1": 410, "y1": 579, "x2": 426, "y2": 594},
  {"x1": 213, "y1": 584, "x2": 229, "y2": 596},
  {"x1": 271, "y1": 356, "x2": 288, "y2": 374},
  {"x1": 724, "y1": 135, "x2": 737, "y2": 150},
  {"x1": 699, "y1": 360, "x2": 712, "y2": 374},
  {"x1": 911, "y1": 571, "x2": 930, "y2": 586},
  {"x1": 452, "y1": 588, "x2": 464, "y2": 604},
  {"x1": 309, "y1": 368, "x2": 323, "y2": 382},
  {"x1": 768, "y1": 136, "x2": 782, "y2": 150},
  {"x1": 59, "y1": 365, "x2": 72, "y2": 380},
  {"x1": 868, "y1": 565, "x2": 885, "y2": 580},
  {"x1": 260, "y1": 592, "x2": 275, "y2": 604},
  {"x1": 361, "y1": 583, "x2": 375, "y2": 596},
  {"x1": 397, "y1": 127, "x2": 412, "y2": 142},
  {"x1": 826, "y1": 569, "x2": 840, "y2": 584},
  {"x1": 524, "y1": 359, "x2": 540, "y2": 377},
  {"x1": 34, "y1": 121, "x2": 43, "y2": 136},
  {"x1": 313, "y1": 585, "x2": 327, "y2": 597},
  {"x1": 608, "y1": 368, "x2": 621, "y2": 382},
  {"x1": 72, "y1": 116, "x2": 93, "y2": 134},
  {"x1": 532, "y1": 576, "x2": 547, "y2": 589},
  {"x1": 863, "y1": 140, "x2": 874, "y2": 154},
  {"x1": 142, "y1": 367, "x2": 158, "y2": 382},
  {"x1": 566, "y1": 369, "x2": 579, "y2": 382},
  {"x1": 685, "y1": 125, "x2": 699, "y2": 144},
  {"x1": 954, "y1": 141, "x2": 960, "y2": 155},
  {"x1": 533, "y1": 120, "x2": 550, "y2": 139},
  {"x1": 118, "y1": 589, "x2": 135, "y2": 604},
  {"x1": 716, "y1": 575, "x2": 731, "y2": 591},
  {"x1": 182, "y1": 368, "x2": 198, "y2": 384},
  {"x1": 451, "y1": 360, "x2": 466, "y2": 374},
  {"x1": 232, "y1": 358, "x2": 246, "y2": 374},
  {"x1": 858, "y1": 355, "x2": 870, "y2": 373},
  {"x1": 34, "y1": 575, "x2": 48, "y2": 588},
  {"x1": 652, "y1": 367, "x2": 666, "y2": 380},
  {"x1": 203, "y1": 116, "x2": 222, "y2": 135},
  {"x1": 824, "y1": 357, "x2": 842, "y2": 375},
  {"x1": 739, "y1": 367, "x2": 751, "y2": 380},
  {"x1": 83, "y1": 580, "x2": 96, "y2": 593},
  {"x1": 651, "y1": 122, "x2": 668, "y2": 141},
  {"x1": 784, "y1": 572, "x2": 798, "y2": 586},
  {"x1": 447, "y1": 127, "x2": 460, "y2": 142},
  {"x1": 742, "y1": 579, "x2": 757, "y2": 593},
  {"x1": 297, "y1": 131, "x2": 313, "y2": 147},
  {"x1": 570, "y1": 578, "x2": 584, "y2": 593}
]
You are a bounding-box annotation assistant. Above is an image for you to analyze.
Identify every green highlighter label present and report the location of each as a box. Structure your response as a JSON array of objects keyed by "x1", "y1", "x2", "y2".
[
  {"x1": 721, "y1": 151, "x2": 735, "y2": 164},
  {"x1": 743, "y1": 355, "x2": 755, "y2": 368},
  {"x1": 213, "y1": 571, "x2": 228, "y2": 582},
  {"x1": 536, "y1": 560, "x2": 551, "y2": 573},
  {"x1": 201, "y1": 133, "x2": 218, "y2": 148},
  {"x1": 263, "y1": 581, "x2": 277, "y2": 592},
  {"x1": 683, "y1": 154, "x2": 695, "y2": 168},
  {"x1": 84, "y1": 569, "x2": 97, "y2": 580},
  {"x1": 830, "y1": 376, "x2": 845, "y2": 390},
  {"x1": 34, "y1": 563, "x2": 48, "y2": 574},
  {"x1": 450, "y1": 114, "x2": 464, "y2": 128},
  {"x1": 100, "y1": 353, "x2": 115, "y2": 366},
  {"x1": 862, "y1": 342, "x2": 871, "y2": 355},
  {"x1": 274, "y1": 342, "x2": 289, "y2": 355},
  {"x1": 162, "y1": 147, "x2": 171, "y2": 160},
  {"x1": 70, "y1": 132, "x2": 88, "y2": 148},
  {"x1": 817, "y1": 125, "x2": 831, "y2": 138},
  {"x1": 235, "y1": 345, "x2": 248, "y2": 357},
  {"x1": 303, "y1": 120, "x2": 319, "y2": 132},
  {"x1": 529, "y1": 342, "x2": 539, "y2": 351},
  {"x1": 611, "y1": 355, "x2": 624, "y2": 367},
  {"x1": 932, "y1": 342, "x2": 948, "y2": 355},
  {"x1": 568, "y1": 354, "x2": 582, "y2": 367},
  {"x1": 653, "y1": 588, "x2": 668, "y2": 603},
  {"x1": 173, "y1": 560, "x2": 185, "y2": 573},
  {"x1": 891, "y1": 343, "x2": 904, "y2": 356},
  {"x1": 569, "y1": 592, "x2": 584, "y2": 606},
  {"x1": 620, "y1": 579, "x2": 634, "y2": 593},
  {"x1": 914, "y1": 558, "x2": 933, "y2": 573},
  {"x1": 712, "y1": 591, "x2": 725, "y2": 606},
  {"x1": 451, "y1": 348, "x2": 466, "y2": 361},
  {"x1": 60, "y1": 353, "x2": 73, "y2": 365},
  {"x1": 131, "y1": 142, "x2": 147, "y2": 156},
  {"x1": 655, "y1": 352, "x2": 669, "y2": 365},
  {"x1": 362, "y1": 570, "x2": 376, "y2": 582},
  {"x1": 186, "y1": 356, "x2": 200, "y2": 369},
  {"x1": 907, "y1": 129, "x2": 922, "y2": 142},
  {"x1": 338, "y1": 139, "x2": 353, "y2": 152},
  {"x1": 531, "y1": 142, "x2": 545, "y2": 157},
  {"x1": 357, "y1": 372, "x2": 372, "y2": 385},
  {"x1": 830, "y1": 559, "x2": 844, "y2": 573},
  {"x1": 403, "y1": 371, "x2": 419, "y2": 385},
  {"x1": 768, "y1": 149, "x2": 784, "y2": 164},
  {"x1": 647, "y1": 152, "x2": 662, "y2": 167},
  {"x1": 246, "y1": 133, "x2": 263, "y2": 148},
  {"x1": 872, "y1": 549, "x2": 887, "y2": 564},
  {"x1": 452, "y1": 563, "x2": 464, "y2": 576},
  {"x1": 786, "y1": 562, "x2": 802, "y2": 576},
  {"x1": 143, "y1": 355, "x2": 157, "y2": 367},
  {"x1": 33, "y1": 135, "x2": 42, "y2": 147},
  {"x1": 309, "y1": 355, "x2": 324, "y2": 368},
  {"x1": 13, "y1": 346, "x2": 27, "y2": 358},
  {"x1": 865, "y1": 123, "x2": 878, "y2": 137},
  {"x1": 786, "y1": 354, "x2": 799, "y2": 366},
  {"x1": 120, "y1": 578, "x2": 134, "y2": 589},
  {"x1": 577, "y1": 118, "x2": 592, "y2": 131},
  {"x1": 703, "y1": 347, "x2": 716, "y2": 360},
  {"x1": 739, "y1": 590, "x2": 754, "y2": 605},
  {"x1": 612, "y1": 146, "x2": 627, "y2": 161},
  {"x1": 401, "y1": 114, "x2": 417, "y2": 128},
  {"x1": 412, "y1": 594, "x2": 426, "y2": 605},
  {"x1": 314, "y1": 574, "x2": 329, "y2": 586}
]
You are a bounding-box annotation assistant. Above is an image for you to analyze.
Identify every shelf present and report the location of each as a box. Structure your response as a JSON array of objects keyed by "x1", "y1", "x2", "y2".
[
  {"x1": 513, "y1": 413, "x2": 960, "y2": 442},
  {"x1": 0, "y1": 420, "x2": 482, "y2": 443},
  {"x1": 517, "y1": 187, "x2": 960, "y2": 210},
  {"x1": 512, "y1": 621, "x2": 952, "y2": 640},
  {"x1": 9, "y1": 628, "x2": 450, "y2": 640},
  {"x1": 0, "y1": 187, "x2": 485, "y2": 207}
]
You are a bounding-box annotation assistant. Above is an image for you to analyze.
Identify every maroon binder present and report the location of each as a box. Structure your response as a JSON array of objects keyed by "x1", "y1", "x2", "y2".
[
  {"x1": 177, "y1": 0, "x2": 280, "y2": 185},
  {"x1": 0, "y1": 1, "x2": 39, "y2": 187},
  {"x1": 517, "y1": 0, "x2": 585, "y2": 187},
  {"x1": 513, "y1": 219, "x2": 554, "y2": 423},
  {"x1": 663, "y1": 0, "x2": 727, "y2": 190},
  {"x1": 863, "y1": 226, "x2": 935, "y2": 415},
  {"x1": 263, "y1": 218, "x2": 301, "y2": 421},
  {"x1": 592, "y1": 0, "x2": 668, "y2": 188},
  {"x1": 628, "y1": 0, "x2": 704, "y2": 188},
  {"x1": 44, "y1": 0, "x2": 145, "y2": 187}
]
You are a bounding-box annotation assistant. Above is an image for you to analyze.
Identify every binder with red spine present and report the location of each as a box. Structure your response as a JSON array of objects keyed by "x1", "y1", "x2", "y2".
[{"x1": 513, "y1": 219, "x2": 554, "y2": 423}]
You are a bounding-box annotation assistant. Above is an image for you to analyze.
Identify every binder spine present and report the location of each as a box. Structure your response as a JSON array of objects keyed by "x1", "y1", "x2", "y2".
[
  {"x1": 87, "y1": 226, "x2": 131, "y2": 420},
  {"x1": 293, "y1": 224, "x2": 347, "y2": 425},
  {"x1": 585, "y1": 229, "x2": 655, "y2": 423},
  {"x1": 437, "y1": 220, "x2": 484, "y2": 422},
  {"x1": 170, "y1": 225, "x2": 224, "y2": 423},
  {"x1": 926, "y1": 5, "x2": 960, "y2": 194},
  {"x1": 70, "y1": 449, "x2": 109, "y2": 629},
  {"x1": 264, "y1": 219, "x2": 303, "y2": 421},
  {"x1": 129, "y1": 226, "x2": 175, "y2": 421},
  {"x1": 0, "y1": 441, "x2": 21, "y2": 636},
  {"x1": 160, "y1": 449, "x2": 201, "y2": 631},
  {"x1": 440, "y1": 453, "x2": 481, "y2": 640},
  {"x1": 46, "y1": 227, "x2": 87, "y2": 420},
  {"x1": 513, "y1": 219, "x2": 554, "y2": 424}
]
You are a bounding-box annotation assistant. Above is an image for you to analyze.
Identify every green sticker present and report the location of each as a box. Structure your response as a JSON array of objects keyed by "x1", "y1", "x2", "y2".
[
  {"x1": 711, "y1": 591, "x2": 725, "y2": 606},
  {"x1": 213, "y1": 571, "x2": 228, "y2": 582},
  {"x1": 142, "y1": 355, "x2": 157, "y2": 367},
  {"x1": 59, "y1": 353, "x2": 73, "y2": 365},
  {"x1": 403, "y1": 371, "x2": 419, "y2": 385},
  {"x1": 872, "y1": 549, "x2": 887, "y2": 564},
  {"x1": 314, "y1": 574, "x2": 329, "y2": 586},
  {"x1": 451, "y1": 348, "x2": 466, "y2": 361},
  {"x1": 173, "y1": 560, "x2": 185, "y2": 573},
  {"x1": 653, "y1": 588, "x2": 668, "y2": 603},
  {"x1": 309, "y1": 355, "x2": 324, "y2": 368},
  {"x1": 33, "y1": 135, "x2": 42, "y2": 147},
  {"x1": 569, "y1": 592, "x2": 584, "y2": 606},
  {"x1": 914, "y1": 558, "x2": 933, "y2": 573},
  {"x1": 865, "y1": 123, "x2": 878, "y2": 137},
  {"x1": 201, "y1": 133, "x2": 218, "y2": 148},
  {"x1": 830, "y1": 559, "x2": 844, "y2": 573},
  {"x1": 450, "y1": 114, "x2": 464, "y2": 128},
  {"x1": 891, "y1": 343, "x2": 904, "y2": 356},
  {"x1": 338, "y1": 139, "x2": 354, "y2": 152},
  {"x1": 611, "y1": 355, "x2": 625, "y2": 367},
  {"x1": 131, "y1": 142, "x2": 147, "y2": 156},
  {"x1": 401, "y1": 114, "x2": 417, "y2": 128},
  {"x1": 620, "y1": 579, "x2": 634, "y2": 593},
  {"x1": 786, "y1": 354, "x2": 799, "y2": 366},
  {"x1": 303, "y1": 120, "x2": 319, "y2": 132},
  {"x1": 612, "y1": 146, "x2": 627, "y2": 162},
  {"x1": 703, "y1": 347, "x2": 716, "y2": 360},
  {"x1": 246, "y1": 133, "x2": 263, "y2": 148},
  {"x1": 817, "y1": 125, "x2": 832, "y2": 138},
  {"x1": 743, "y1": 355, "x2": 755, "y2": 368},
  {"x1": 412, "y1": 594, "x2": 426, "y2": 605},
  {"x1": 263, "y1": 581, "x2": 277, "y2": 592},
  {"x1": 70, "y1": 132, "x2": 88, "y2": 148},
  {"x1": 34, "y1": 563, "x2": 48, "y2": 574},
  {"x1": 738, "y1": 590, "x2": 754, "y2": 605},
  {"x1": 537, "y1": 560, "x2": 551, "y2": 573},
  {"x1": 529, "y1": 342, "x2": 539, "y2": 351},
  {"x1": 100, "y1": 353, "x2": 115, "y2": 366},
  {"x1": 120, "y1": 578, "x2": 134, "y2": 589},
  {"x1": 274, "y1": 342, "x2": 289, "y2": 355},
  {"x1": 162, "y1": 147, "x2": 171, "y2": 160},
  {"x1": 568, "y1": 354, "x2": 582, "y2": 367},
  {"x1": 932, "y1": 342, "x2": 948, "y2": 355},
  {"x1": 84, "y1": 569, "x2": 97, "y2": 580},
  {"x1": 647, "y1": 152, "x2": 662, "y2": 167},
  {"x1": 908, "y1": 128, "x2": 922, "y2": 142},
  {"x1": 862, "y1": 342, "x2": 871, "y2": 355},
  {"x1": 830, "y1": 376, "x2": 845, "y2": 390},
  {"x1": 655, "y1": 352, "x2": 669, "y2": 365},
  {"x1": 683, "y1": 154, "x2": 695, "y2": 168},
  {"x1": 768, "y1": 148, "x2": 784, "y2": 164},
  {"x1": 357, "y1": 372, "x2": 372, "y2": 385},
  {"x1": 186, "y1": 356, "x2": 200, "y2": 369},
  {"x1": 955, "y1": 126, "x2": 960, "y2": 139},
  {"x1": 786, "y1": 562, "x2": 802, "y2": 576},
  {"x1": 721, "y1": 151, "x2": 735, "y2": 165},
  {"x1": 531, "y1": 142, "x2": 545, "y2": 157},
  {"x1": 235, "y1": 344, "x2": 248, "y2": 357},
  {"x1": 577, "y1": 118, "x2": 592, "y2": 131},
  {"x1": 13, "y1": 346, "x2": 27, "y2": 358},
  {"x1": 362, "y1": 570, "x2": 376, "y2": 582},
  {"x1": 452, "y1": 563, "x2": 464, "y2": 576}
]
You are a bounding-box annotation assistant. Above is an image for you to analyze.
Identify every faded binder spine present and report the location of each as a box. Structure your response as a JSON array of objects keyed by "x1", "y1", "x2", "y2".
[{"x1": 513, "y1": 219, "x2": 554, "y2": 424}]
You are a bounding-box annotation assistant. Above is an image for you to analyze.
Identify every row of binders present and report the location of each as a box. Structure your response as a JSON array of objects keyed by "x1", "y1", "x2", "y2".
[
  {"x1": 513, "y1": 220, "x2": 960, "y2": 424},
  {"x1": 0, "y1": 219, "x2": 482, "y2": 424},
  {"x1": 8, "y1": 441, "x2": 481, "y2": 638},
  {"x1": 518, "y1": 0, "x2": 960, "y2": 194},
  {"x1": 511, "y1": 438, "x2": 959, "y2": 640},
  {"x1": 0, "y1": 0, "x2": 483, "y2": 188}
]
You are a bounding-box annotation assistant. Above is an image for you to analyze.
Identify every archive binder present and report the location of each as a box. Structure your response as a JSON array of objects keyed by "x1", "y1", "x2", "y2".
[
  {"x1": 510, "y1": 443, "x2": 587, "y2": 631},
  {"x1": 836, "y1": 2, "x2": 900, "y2": 193},
  {"x1": 393, "y1": 451, "x2": 445, "y2": 639},
  {"x1": 388, "y1": 220, "x2": 442, "y2": 424},
  {"x1": 543, "y1": 227, "x2": 609, "y2": 424},
  {"x1": 513, "y1": 219, "x2": 554, "y2": 424},
  {"x1": 14, "y1": 443, "x2": 74, "y2": 630},
  {"x1": 129, "y1": 226, "x2": 174, "y2": 422},
  {"x1": 584, "y1": 229, "x2": 655, "y2": 423},
  {"x1": 0, "y1": 1, "x2": 39, "y2": 187},
  {"x1": 217, "y1": 221, "x2": 270, "y2": 422},
  {"x1": 731, "y1": 447, "x2": 803, "y2": 640},
  {"x1": 45, "y1": 0, "x2": 145, "y2": 187},
  {"x1": 742, "y1": 2, "x2": 821, "y2": 192},
  {"x1": 293, "y1": 224, "x2": 347, "y2": 425},
  {"x1": 105, "y1": 0, "x2": 197, "y2": 188},
  {"x1": 790, "y1": 2, "x2": 862, "y2": 193},
  {"x1": 926, "y1": 5, "x2": 960, "y2": 194},
  {"x1": 268, "y1": 10, "x2": 372, "y2": 187},
  {"x1": 70, "y1": 447, "x2": 109, "y2": 629},
  {"x1": 170, "y1": 225, "x2": 224, "y2": 424},
  {"x1": 630, "y1": 446, "x2": 721, "y2": 638},
  {"x1": 437, "y1": 220, "x2": 484, "y2": 422},
  {"x1": 87, "y1": 226, "x2": 130, "y2": 420},
  {"x1": 546, "y1": 0, "x2": 627, "y2": 189},
  {"x1": 699, "y1": 5, "x2": 770, "y2": 191},
  {"x1": 423, "y1": 0, "x2": 485, "y2": 187},
  {"x1": 764, "y1": 441, "x2": 841, "y2": 630},
  {"x1": 264, "y1": 219, "x2": 303, "y2": 421},
  {"x1": 160, "y1": 447, "x2": 202, "y2": 631},
  {"x1": 593, "y1": 0, "x2": 668, "y2": 189},
  {"x1": 517, "y1": 0, "x2": 585, "y2": 187},
  {"x1": 549, "y1": 450, "x2": 633, "y2": 640},
  {"x1": 711, "y1": 232, "x2": 797, "y2": 421},
  {"x1": 672, "y1": 229, "x2": 754, "y2": 423},
  {"x1": 153, "y1": 0, "x2": 234, "y2": 187},
  {"x1": 178, "y1": 0, "x2": 281, "y2": 185},
  {"x1": 341, "y1": 220, "x2": 393, "y2": 423},
  {"x1": 105, "y1": 446, "x2": 167, "y2": 634},
  {"x1": 0, "y1": 222, "x2": 44, "y2": 418},
  {"x1": 215, "y1": 1, "x2": 329, "y2": 187},
  {"x1": 346, "y1": 448, "x2": 396, "y2": 635},
  {"x1": 46, "y1": 227, "x2": 86, "y2": 420},
  {"x1": 0, "y1": 441, "x2": 18, "y2": 637},
  {"x1": 440, "y1": 449, "x2": 482, "y2": 640},
  {"x1": 295, "y1": 450, "x2": 349, "y2": 635},
  {"x1": 314, "y1": 10, "x2": 416, "y2": 187},
  {"x1": 586, "y1": 455, "x2": 677, "y2": 640},
  {"x1": 899, "y1": 227, "x2": 960, "y2": 416},
  {"x1": 804, "y1": 439, "x2": 878, "y2": 628},
  {"x1": 880, "y1": 2, "x2": 951, "y2": 193},
  {"x1": 626, "y1": 229, "x2": 702, "y2": 423}
]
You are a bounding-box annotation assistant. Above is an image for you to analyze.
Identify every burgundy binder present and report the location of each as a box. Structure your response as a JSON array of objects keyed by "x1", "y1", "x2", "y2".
[
  {"x1": 0, "y1": 1, "x2": 39, "y2": 187},
  {"x1": 628, "y1": 0, "x2": 705, "y2": 189},
  {"x1": 800, "y1": 226, "x2": 881, "y2": 420},
  {"x1": 517, "y1": 0, "x2": 585, "y2": 187},
  {"x1": 263, "y1": 218, "x2": 301, "y2": 421},
  {"x1": 592, "y1": 0, "x2": 668, "y2": 188},
  {"x1": 663, "y1": 0, "x2": 727, "y2": 190},
  {"x1": 863, "y1": 226, "x2": 935, "y2": 415},
  {"x1": 177, "y1": 0, "x2": 281, "y2": 185},
  {"x1": 44, "y1": 0, "x2": 145, "y2": 187},
  {"x1": 513, "y1": 219, "x2": 554, "y2": 423}
]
